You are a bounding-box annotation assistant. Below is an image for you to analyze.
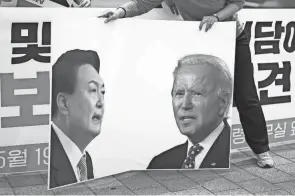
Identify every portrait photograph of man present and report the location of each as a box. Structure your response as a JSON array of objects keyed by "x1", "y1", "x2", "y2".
[
  {"x1": 147, "y1": 54, "x2": 233, "y2": 169},
  {"x1": 49, "y1": 49, "x2": 105, "y2": 189},
  {"x1": 47, "y1": 19, "x2": 148, "y2": 189}
]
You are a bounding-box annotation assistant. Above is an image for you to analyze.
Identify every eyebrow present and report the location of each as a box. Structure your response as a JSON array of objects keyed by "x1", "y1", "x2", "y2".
[{"x1": 88, "y1": 80, "x2": 105, "y2": 89}]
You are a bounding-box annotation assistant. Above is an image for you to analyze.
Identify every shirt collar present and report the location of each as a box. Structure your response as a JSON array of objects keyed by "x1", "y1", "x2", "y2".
[
  {"x1": 187, "y1": 121, "x2": 225, "y2": 154},
  {"x1": 52, "y1": 122, "x2": 86, "y2": 169}
]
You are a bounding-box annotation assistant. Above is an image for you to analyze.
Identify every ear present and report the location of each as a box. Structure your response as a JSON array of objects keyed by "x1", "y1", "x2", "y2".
[
  {"x1": 56, "y1": 92, "x2": 69, "y2": 116},
  {"x1": 218, "y1": 90, "x2": 230, "y2": 117}
]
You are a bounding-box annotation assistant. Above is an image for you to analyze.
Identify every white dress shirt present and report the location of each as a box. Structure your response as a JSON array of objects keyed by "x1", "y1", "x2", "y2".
[
  {"x1": 187, "y1": 121, "x2": 225, "y2": 169},
  {"x1": 52, "y1": 123, "x2": 87, "y2": 182}
]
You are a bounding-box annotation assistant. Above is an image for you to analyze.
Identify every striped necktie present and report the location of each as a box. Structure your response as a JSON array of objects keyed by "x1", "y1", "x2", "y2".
[
  {"x1": 77, "y1": 154, "x2": 88, "y2": 181},
  {"x1": 181, "y1": 144, "x2": 204, "y2": 169}
]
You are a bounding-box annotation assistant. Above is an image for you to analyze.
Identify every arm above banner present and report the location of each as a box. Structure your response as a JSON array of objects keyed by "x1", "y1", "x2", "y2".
[{"x1": 22, "y1": 0, "x2": 66, "y2": 7}]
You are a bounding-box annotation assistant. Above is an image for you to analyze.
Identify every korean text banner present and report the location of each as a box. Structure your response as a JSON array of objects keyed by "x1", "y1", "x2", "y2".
[
  {"x1": 233, "y1": 9, "x2": 295, "y2": 149},
  {"x1": 0, "y1": 9, "x2": 236, "y2": 177},
  {"x1": 0, "y1": 13, "x2": 51, "y2": 174}
]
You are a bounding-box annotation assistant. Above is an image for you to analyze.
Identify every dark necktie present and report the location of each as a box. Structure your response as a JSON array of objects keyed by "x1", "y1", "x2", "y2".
[{"x1": 181, "y1": 144, "x2": 204, "y2": 169}]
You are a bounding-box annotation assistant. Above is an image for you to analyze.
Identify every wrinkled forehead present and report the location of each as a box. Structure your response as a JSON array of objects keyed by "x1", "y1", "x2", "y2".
[
  {"x1": 76, "y1": 64, "x2": 104, "y2": 86},
  {"x1": 173, "y1": 64, "x2": 220, "y2": 89}
]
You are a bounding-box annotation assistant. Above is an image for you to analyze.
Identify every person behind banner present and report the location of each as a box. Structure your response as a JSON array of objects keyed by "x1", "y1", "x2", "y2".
[
  {"x1": 49, "y1": 0, "x2": 91, "y2": 7},
  {"x1": 99, "y1": 0, "x2": 274, "y2": 168},
  {"x1": 49, "y1": 49, "x2": 105, "y2": 189},
  {"x1": 147, "y1": 54, "x2": 232, "y2": 169}
]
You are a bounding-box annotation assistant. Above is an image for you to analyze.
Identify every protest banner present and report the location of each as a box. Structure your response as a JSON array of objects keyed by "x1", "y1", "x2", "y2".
[
  {"x1": 0, "y1": 9, "x2": 236, "y2": 177},
  {"x1": 0, "y1": 8, "x2": 294, "y2": 175},
  {"x1": 232, "y1": 9, "x2": 295, "y2": 149},
  {"x1": 0, "y1": 16, "x2": 51, "y2": 174}
]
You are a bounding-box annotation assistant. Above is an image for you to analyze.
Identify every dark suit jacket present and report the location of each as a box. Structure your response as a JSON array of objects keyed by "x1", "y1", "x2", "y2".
[
  {"x1": 49, "y1": 126, "x2": 94, "y2": 189},
  {"x1": 147, "y1": 119, "x2": 231, "y2": 169}
]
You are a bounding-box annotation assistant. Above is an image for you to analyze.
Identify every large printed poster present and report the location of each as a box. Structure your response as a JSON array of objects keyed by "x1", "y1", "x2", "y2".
[
  {"x1": 1, "y1": 7, "x2": 294, "y2": 175},
  {"x1": 0, "y1": 9, "x2": 236, "y2": 181},
  {"x1": 48, "y1": 19, "x2": 236, "y2": 189}
]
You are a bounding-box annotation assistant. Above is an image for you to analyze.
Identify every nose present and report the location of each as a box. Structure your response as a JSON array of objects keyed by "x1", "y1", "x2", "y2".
[
  {"x1": 181, "y1": 92, "x2": 193, "y2": 110},
  {"x1": 96, "y1": 100, "x2": 103, "y2": 109},
  {"x1": 96, "y1": 92, "x2": 104, "y2": 109}
]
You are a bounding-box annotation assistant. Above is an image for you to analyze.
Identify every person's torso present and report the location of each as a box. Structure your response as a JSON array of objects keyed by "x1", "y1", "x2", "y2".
[
  {"x1": 172, "y1": 0, "x2": 244, "y2": 37},
  {"x1": 174, "y1": 0, "x2": 227, "y2": 20}
]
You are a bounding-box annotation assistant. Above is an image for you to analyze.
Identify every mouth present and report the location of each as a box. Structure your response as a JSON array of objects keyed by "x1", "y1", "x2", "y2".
[
  {"x1": 92, "y1": 113, "x2": 102, "y2": 123},
  {"x1": 179, "y1": 116, "x2": 196, "y2": 122}
]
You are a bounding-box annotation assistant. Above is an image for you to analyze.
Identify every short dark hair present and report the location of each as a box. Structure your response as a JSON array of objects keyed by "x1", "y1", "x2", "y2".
[{"x1": 51, "y1": 49, "x2": 100, "y2": 118}]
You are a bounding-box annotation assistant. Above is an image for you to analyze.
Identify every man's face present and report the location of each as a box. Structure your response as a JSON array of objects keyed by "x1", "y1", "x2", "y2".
[
  {"x1": 172, "y1": 64, "x2": 223, "y2": 138},
  {"x1": 66, "y1": 64, "x2": 105, "y2": 138}
]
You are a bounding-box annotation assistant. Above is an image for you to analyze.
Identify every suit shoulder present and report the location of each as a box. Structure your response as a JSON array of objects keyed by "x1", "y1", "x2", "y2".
[
  {"x1": 147, "y1": 143, "x2": 187, "y2": 169},
  {"x1": 156, "y1": 143, "x2": 186, "y2": 158}
]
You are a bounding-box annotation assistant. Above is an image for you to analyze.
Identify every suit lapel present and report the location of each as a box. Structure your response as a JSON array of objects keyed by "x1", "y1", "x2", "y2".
[
  {"x1": 86, "y1": 151, "x2": 94, "y2": 179},
  {"x1": 200, "y1": 119, "x2": 231, "y2": 168},
  {"x1": 177, "y1": 141, "x2": 189, "y2": 168},
  {"x1": 50, "y1": 126, "x2": 77, "y2": 188}
]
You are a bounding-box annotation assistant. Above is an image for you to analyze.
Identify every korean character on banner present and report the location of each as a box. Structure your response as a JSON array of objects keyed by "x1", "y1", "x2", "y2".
[
  {"x1": 0, "y1": 151, "x2": 6, "y2": 169},
  {"x1": 0, "y1": 71, "x2": 50, "y2": 128},
  {"x1": 232, "y1": 128, "x2": 245, "y2": 145},
  {"x1": 283, "y1": 21, "x2": 295, "y2": 53},
  {"x1": 274, "y1": 122, "x2": 286, "y2": 139},
  {"x1": 44, "y1": 146, "x2": 49, "y2": 165},
  {"x1": 258, "y1": 61, "x2": 291, "y2": 105},
  {"x1": 291, "y1": 121, "x2": 295, "y2": 136},
  {"x1": 254, "y1": 21, "x2": 285, "y2": 55},
  {"x1": 267, "y1": 124, "x2": 273, "y2": 136},
  {"x1": 36, "y1": 146, "x2": 49, "y2": 165},
  {"x1": 7, "y1": 149, "x2": 27, "y2": 168},
  {"x1": 11, "y1": 22, "x2": 51, "y2": 64}
]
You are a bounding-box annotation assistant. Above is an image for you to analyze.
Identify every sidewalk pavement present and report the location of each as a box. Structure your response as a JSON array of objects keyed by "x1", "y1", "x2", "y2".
[{"x1": 1, "y1": 142, "x2": 295, "y2": 195}]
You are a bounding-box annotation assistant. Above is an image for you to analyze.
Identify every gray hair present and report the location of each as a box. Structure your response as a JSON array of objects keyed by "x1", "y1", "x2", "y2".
[{"x1": 173, "y1": 54, "x2": 233, "y2": 118}]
